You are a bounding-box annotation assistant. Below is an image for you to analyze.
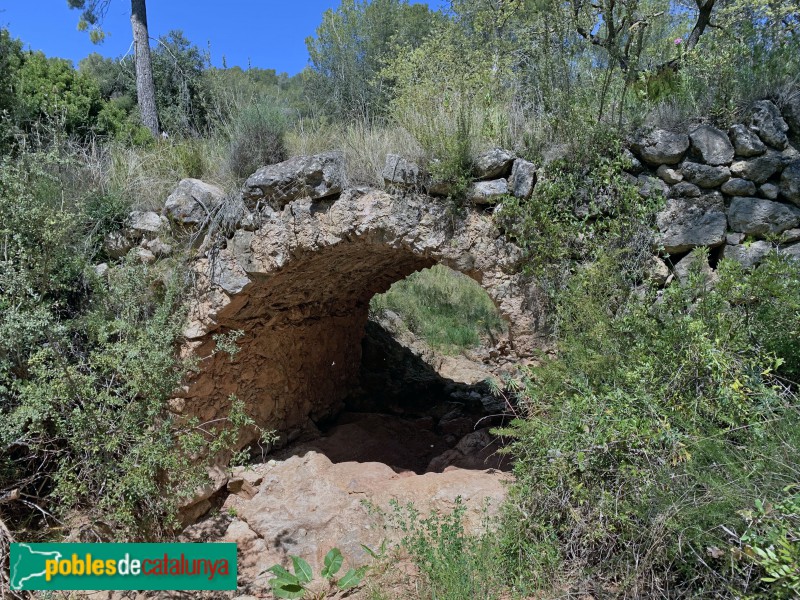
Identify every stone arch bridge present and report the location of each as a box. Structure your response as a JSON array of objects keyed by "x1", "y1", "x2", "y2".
[{"x1": 166, "y1": 156, "x2": 545, "y2": 448}]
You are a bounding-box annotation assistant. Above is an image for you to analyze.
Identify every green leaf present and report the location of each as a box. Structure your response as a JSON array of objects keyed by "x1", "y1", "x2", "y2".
[
  {"x1": 271, "y1": 583, "x2": 305, "y2": 599},
  {"x1": 337, "y1": 566, "x2": 368, "y2": 590},
  {"x1": 291, "y1": 555, "x2": 313, "y2": 584},
  {"x1": 321, "y1": 547, "x2": 344, "y2": 578},
  {"x1": 268, "y1": 564, "x2": 300, "y2": 586}
]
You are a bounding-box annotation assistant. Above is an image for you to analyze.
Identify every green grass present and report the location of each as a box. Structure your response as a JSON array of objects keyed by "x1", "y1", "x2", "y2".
[{"x1": 370, "y1": 264, "x2": 506, "y2": 354}]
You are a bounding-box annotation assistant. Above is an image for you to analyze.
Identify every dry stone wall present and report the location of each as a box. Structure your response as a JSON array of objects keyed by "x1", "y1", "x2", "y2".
[{"x1": 632, "y1": 99, "x2": 800, "y2": 276}]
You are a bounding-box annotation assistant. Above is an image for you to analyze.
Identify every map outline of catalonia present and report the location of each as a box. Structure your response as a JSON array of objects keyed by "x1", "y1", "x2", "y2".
[{"x1": 10, "y1": 543, "x2": 62, "y2": 590}]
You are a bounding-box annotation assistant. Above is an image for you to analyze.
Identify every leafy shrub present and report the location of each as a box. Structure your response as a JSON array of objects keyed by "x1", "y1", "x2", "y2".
[
  {"x1": 498, "y1": 253, "x2": 800, "y2": 597},
  {"x1": 227, "y1": 101, "x2": 288, "y2": 179},
  {"x1": 387, "y1": 498, "x2": 502, "y2": 600},
  {"x1": 495, "y1": 136, "x2": 662, "y2": 299}
]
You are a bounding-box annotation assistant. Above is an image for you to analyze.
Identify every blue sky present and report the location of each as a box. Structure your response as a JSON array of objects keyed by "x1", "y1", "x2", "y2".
[{"x1": 0, "y1": 1, "x2": 446, "y2": 75}]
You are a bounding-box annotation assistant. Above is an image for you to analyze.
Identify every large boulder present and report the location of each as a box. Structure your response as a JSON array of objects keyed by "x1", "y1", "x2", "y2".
[
  {"x1": 780, "y1": 160, "x2": 800, "y2": 205},
  {"x1": 783, "y1": 95, "x2": 800, "y2": 137},
  {"x1": 468, "y1": 179, "x2": 508, "y2": 204},
  {"x1": 720, "y1": 178, "x2": 757, "y2": 197},
  {"x1": 243, "y1": 152, "x2": 346, "y2": 209},
  {"x1": 728, "y1": 124, "x2": 767, "y2": 157},
  {"x1": 723, "y1": 241, "x2": 774, "y2": 269},
  {"x1": 680, "y1": 161, "x2": 730, "y2": 188},
  {"x1": 382, "y1": 154, "x2": 424, "y2": 189},
  {"x1": 631, "y1": 129, "x2": 690, "y2": 166},
  {"x1": 727, "y1": 196, "x2": 800, "y2": 236},
  {"x1": 165, "y1": 178, "x2": 226, "y2": 226},
  {"x1": 730, "y1": 152, "x2": 785, "y2": 183},
  {"x1": 473, "y1": 148, "x2": 515, "y2": 179},
  {"x1": 128, "y1": 210, "x2": 165, "y2": 237},
  {"x1": 669, "y1": 181, "x2": 702, "y2": 198},
  {"x1": 689, "y1": 124, "x2": 734, "y2": 165},
  {"x1": 507, "y1": 158, "x2": 536, "y2": 199},
  {"x1": 748, "y1": 100, "x2": 789, "y2": 149},
  {"x1": 656, "y1": 193, "x2": 727, "y2": 253},
  {"x1": 673, "y1": 249, "x2": 717, "y2": 285}
]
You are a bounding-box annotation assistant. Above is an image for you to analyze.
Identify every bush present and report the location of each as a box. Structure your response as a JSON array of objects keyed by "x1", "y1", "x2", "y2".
[
  {"x1": 226, "y1": 101, "x2": 288, "y2": 179},
  {"x1": 498, "y1": 252, "x2": 800, "y2": 598}
]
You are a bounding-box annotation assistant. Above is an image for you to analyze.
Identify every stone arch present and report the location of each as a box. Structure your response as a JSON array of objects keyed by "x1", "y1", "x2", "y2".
[{"x1": 176, "y1": 188, "x2": 545, "y2": 447}]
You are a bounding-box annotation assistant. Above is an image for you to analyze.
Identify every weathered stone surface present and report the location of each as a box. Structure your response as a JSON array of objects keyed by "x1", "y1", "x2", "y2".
[
  {"x1": 131, "y1": 247, "x2": 156, "y2": 264},
  {"x1": 729, "y1": 124, "x2": 767, "y2": 157},
  {"x1": 231, "y1": 451, "x2": 508, "y2": 572},
  {"x1": 780, "y1": 160, "x2": 800, "y2": 205},
  {"x1": 730, "y1": 153, "x2": 784, "y2": 184},
  {"x1": 468, "y1": 179, "x2": 508, "y2": 204},
  {"x1": 727, "y1": 196, "x2": 800, "y2": 236},
  {"x1": 782, "y1": 228, "x2": 800, "y2": 243},
  {"x1": 382, "y1": 154, "x2": 424, "y2": 188},
  {"x1": 673, "y1": 249, "x2": 716, "y2": 285},
  {"x1": 783, "y1": 243, "x2": 800, "y2": 260},
  {"x1": 760, "y1": 183, "x2": 780, "y2": 200},
  {"x1": 784, "y1": 96, "x2": 800, "y2": 137},
  {"x1": 670, "y1": 181, "x2": 702, "y2": 198},
  {"x1": 103, "y1": 230, "x2": 133, "y2": 259},
  {"x1": 129, "y1": 211, "x2": 164, "y2": 236},
  {"x1": 680, "y1": 161, "x2": 730, "y2": 188},
  {"x1": 748, "y1": 100, "x2": 789, "y2": 149},
  {"x1": 508, "y1": 158, "x2": 536, "y2": 198},
  {"x1": 656, "y1": 164, "x2": 683, "y2": 184},
  {"x1": 638, "y1": 174, "x2": 669, "y2": 199},
  {"x1": 723, "y1": 241, "x2": 774, "y2": 269},
  {"x1": 165, "y1": 178, "x2": 226, "y2": 226},
  {"x1": 721, "y1": 178, "x2": 757, "y2": 197},
  {"x1": 727, "y1": 232, "x2": 746, "y2": 245},
  {"x1": 473, "y1": 148, "x2": 515, "y2": 179},
  {"x1": 631, "y1": 129, "x2": 690, "y2": 166},
  {"x1": 656, "y1": 194, "x2": 727, "y2": 253},
  {"x1": 689, "y1": 124, "x2": 734, "y2": 165},
  {"x1": 144, "y1": 237, "x2": 173, "y2": 257},
  {"x1": 623, "y1": 148, "x2": 645, "y2": 174},
  {"x1": 243, "y1": 152, "x2": 345, "y2": 209},
  {"x1": 643, "y1": 255, "x2": 670, "y2": 286}
]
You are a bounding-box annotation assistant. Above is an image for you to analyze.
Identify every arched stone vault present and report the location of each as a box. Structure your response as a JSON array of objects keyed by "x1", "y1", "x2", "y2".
[{"x1": 175, "y1": 188, "x2": 545, "y2": 447}]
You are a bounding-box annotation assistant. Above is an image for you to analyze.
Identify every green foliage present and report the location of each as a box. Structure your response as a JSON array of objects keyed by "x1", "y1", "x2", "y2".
[
  {"x1": 226, "y1": 101, "x2": 288, "y2": 179},
  {"x1": 0, "y1": 144, "x2": 246, "y2": 540},
  {"x1": 305, "y1": 0, "x2": 444, "y2": 120},
  {"x1": 388, "y1": 498, "x2": 502, "y2": 600},
  {"x1": 740, "y1": 488, "x2": 800, "y2": 599},
  {"x1": 498, "y1": 252, "x2": 800, "y2": 596},
  {"x1": 370, "y1": 264, "x2": 506, "y2": 354},
  {"x1": 267, "y1": 548, "x2": 367, "y2": 599},
  {"x1": 496, "y1": 137, "x2": 662, "y2": 298},
  {"x1": 13, "y1": 51, "x2": 105, "y2": 137}
]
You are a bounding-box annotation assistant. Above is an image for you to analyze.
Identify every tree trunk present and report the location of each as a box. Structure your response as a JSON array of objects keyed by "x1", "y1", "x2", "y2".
[{"x1": 130, "y1": 0, "x2": 159, "y2": 136}]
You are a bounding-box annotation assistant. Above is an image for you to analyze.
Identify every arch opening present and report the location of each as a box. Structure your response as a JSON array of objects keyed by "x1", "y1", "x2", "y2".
[{"x1": 186, "y1": 241, "x2": 517, "y2": 474}]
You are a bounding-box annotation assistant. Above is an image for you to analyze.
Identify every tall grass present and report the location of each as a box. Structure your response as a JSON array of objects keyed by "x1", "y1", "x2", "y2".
[{"x1": 370, "y1": 264, "x2": 506, "y2": 354}]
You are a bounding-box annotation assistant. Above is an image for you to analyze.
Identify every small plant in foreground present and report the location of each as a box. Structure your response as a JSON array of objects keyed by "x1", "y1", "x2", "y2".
[{"x1": 267, "y1": 547, "x2": 367, "y2": 599}]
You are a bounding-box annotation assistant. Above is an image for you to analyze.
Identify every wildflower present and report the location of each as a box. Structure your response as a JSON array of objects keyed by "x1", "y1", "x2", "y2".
[{"x1": 674, "y1": 38, "x2": 683, "y2": 45}]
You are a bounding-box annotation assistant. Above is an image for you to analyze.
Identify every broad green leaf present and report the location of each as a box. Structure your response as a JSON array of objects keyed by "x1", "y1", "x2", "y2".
[
  {"x1": 291, "y1": 555, "x2": 313, "y2": 584},
  {"x1": 271, "y1": 582, "x2": 305, "y2": 599},
  {"x1": 268, "y1": 564, "x2": 300, "y2": 586},
  {"x1": 337, "y1": 566, "x2": 368, "y2": 590},
  {"x1": 321, "y1": 547, "x2": 344, "y2": 578}
]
